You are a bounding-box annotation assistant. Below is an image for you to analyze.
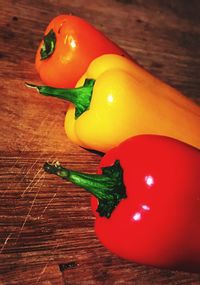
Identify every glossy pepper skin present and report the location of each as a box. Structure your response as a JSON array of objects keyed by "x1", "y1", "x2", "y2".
[
  {"x1": 35, "y1": 15, "x2": 129, "y2": 88},
  {"x1": 29, "y1": 54, "x2": 200, "y2": 153},
  {"x1": 44, "y1": 135, "x2": 200, "y2": 272}
]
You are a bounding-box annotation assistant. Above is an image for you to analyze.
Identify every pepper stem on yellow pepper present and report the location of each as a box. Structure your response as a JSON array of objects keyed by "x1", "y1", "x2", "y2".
[
  {"x1": 44, "y1": 160, "x2": 127, "y2": 218},
  {"x1": 25, "y1": 79, "x2": 95, "y2": 119}
]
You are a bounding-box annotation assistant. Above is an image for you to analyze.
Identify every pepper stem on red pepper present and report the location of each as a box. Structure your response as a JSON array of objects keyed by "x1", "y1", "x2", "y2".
[
  {"x1": 40, "y1": 29, "x2": 56, "y2": 60},
  {"x1": 43, "y1": 160, "x2": 127, "y2": 218},
  {"x1": 25, "y1": 79, "x2": 95, "y2": 119}
]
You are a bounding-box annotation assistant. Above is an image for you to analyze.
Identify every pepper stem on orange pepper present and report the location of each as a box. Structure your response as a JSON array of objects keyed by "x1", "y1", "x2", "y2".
[
  {"x1": 44, "y1": 160, "x2": 127, "y2": 218},
  {"x1": 40, "y1": 29, "x2": 56, "y2": 60},
  {"x1": 25, "y1": 79, "x2": 95, "y2": 119}
]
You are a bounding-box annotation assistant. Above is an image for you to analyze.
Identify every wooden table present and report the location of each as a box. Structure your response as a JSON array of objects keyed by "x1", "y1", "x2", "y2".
[{"x1": 0, "y1": 0, "x2": 200, "y2": 284}]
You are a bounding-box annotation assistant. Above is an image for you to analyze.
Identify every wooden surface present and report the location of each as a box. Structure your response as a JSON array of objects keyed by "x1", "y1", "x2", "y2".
[{"x1": 0, "y1": 0, "x2": 200, "y2": 284}]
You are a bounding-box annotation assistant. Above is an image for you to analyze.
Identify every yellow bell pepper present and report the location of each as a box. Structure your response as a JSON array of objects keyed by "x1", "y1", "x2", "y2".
[{"x1": 27, "y1": 54, "x2": 200, "y2": 153}]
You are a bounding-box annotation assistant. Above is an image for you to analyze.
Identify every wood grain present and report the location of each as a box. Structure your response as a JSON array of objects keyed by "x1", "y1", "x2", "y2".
[{"x1": 0, "y1": 0, "x2": 200, "y2": 284}]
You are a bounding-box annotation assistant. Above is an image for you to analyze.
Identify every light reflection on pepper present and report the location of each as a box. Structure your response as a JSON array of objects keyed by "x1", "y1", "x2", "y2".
[
  {"x1": 145, "y1": 175, "x2": 154, "y2": 187},
  {"x1": 132, "y1": 204, "x2": 151, "y2": 222}
]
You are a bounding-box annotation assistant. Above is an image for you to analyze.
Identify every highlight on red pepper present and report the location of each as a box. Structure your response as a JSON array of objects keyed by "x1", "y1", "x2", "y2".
[
  {"x1": 43, "y1": 135, "x2": 200, "y2": 273},
  {"x1": 27, "y1": 54, "x2": 200, "y2": 153},
  {"x1": 35, "y1": 15, "x2": 130, "y2": 88}
]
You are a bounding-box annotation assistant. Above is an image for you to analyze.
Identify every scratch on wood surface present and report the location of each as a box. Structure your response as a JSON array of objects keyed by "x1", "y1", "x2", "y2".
[
  {"x1": 35, "y1": 243, "x2": 59, "y2": 285},
  {"x1": 0, "y1": 233, "x2": 12, "y2": 254},
  {"x1": 1, "y1": 154, "x2": 43, "y2": 198},
  {"x1": 1, "y1": 115, "x2": 49, "y2": 195},
  {"x1": 0, "y1": 158, "x2": 22, "y2": 198},
  {"x1": 16, "y1": 178, "x2": 45, "y2": 243},
  {"x1": 21, "y1": 167, "x2": 44, "y2": 197},
  {"x1": 19, "y1": 157, "x2": 41, "y2": 186},
  {"x1": 38, "y1": 161, "x2": 59, "y2": 217},
  {"x1": 40, "y1": 192, "x2": 57, "y2": 217},
  {"x1": 15, "y1": 154, "x2": 58, "y2": 242},
  {"x1": 2, "y1": 114, "x2": 58, "y2": 198},
  {"x1": 20, "y1": 152, "x2": 58, "y2": 197}
]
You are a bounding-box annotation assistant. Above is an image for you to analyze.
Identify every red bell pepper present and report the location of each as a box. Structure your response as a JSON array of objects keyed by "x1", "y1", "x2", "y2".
[{"x1": 44, "y1": 135, "x2": 200, "y2": 272}]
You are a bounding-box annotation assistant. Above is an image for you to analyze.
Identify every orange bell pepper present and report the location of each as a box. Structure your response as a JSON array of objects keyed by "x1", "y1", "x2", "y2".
[{"x1": 35, "y1": 15, "x2": 130, "y2": 88}]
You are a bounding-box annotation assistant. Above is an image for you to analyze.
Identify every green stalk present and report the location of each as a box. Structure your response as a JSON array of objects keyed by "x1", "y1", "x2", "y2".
[
  {"x1": 40, "y1": 29, "x2": 56, "y2": 60},
  {"x1": 25, "y1": 79, "x2": 95, "y2": 119},
  {"x1": 44, "y1": 160, "x2": 127, "y2": 218}
]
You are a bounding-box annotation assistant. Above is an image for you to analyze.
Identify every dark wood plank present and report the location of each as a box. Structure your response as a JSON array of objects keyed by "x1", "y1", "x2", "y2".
[
  {"x1": 0, "y1": 0, "x2": 200, "y2": 284},
  {"x1": 0, "y1": 264, "x2": 64, "y2": 285}
]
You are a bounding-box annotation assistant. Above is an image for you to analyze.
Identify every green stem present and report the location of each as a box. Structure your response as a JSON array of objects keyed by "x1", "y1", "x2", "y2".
[
  {"x1": 25, "y1": 79, "x2": 95, "y2": 119},
  {"x1": 44, "y1": 160, "x2": 127, "y2": 218},
  {"x1": 40, "y1": 29, "x2": 56, "y2": 60}
]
